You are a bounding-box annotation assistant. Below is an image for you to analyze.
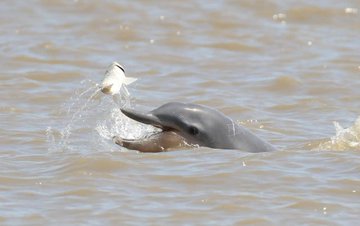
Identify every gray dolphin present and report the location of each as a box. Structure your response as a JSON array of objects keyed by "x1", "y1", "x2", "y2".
[{"x1": 113, "y1": 102, "x2": 276, "y2": 153}]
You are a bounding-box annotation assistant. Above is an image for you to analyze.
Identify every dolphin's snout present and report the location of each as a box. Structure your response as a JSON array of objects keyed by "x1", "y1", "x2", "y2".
[
  {"x1": 121, "y1": 108, "x2": 163, "y2": 128},
  {"x1": 101, "y1": 84, "x2": 113, "y2": 94}
]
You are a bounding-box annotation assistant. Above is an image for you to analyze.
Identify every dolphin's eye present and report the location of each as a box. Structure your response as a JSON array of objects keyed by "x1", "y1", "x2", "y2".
[{"x1": 188, "y1": 126, "x2": 199, "y2": 136}]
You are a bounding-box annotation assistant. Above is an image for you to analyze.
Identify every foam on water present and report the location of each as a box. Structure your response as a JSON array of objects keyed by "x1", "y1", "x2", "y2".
[
  {"x1": 316, "y1": 116, "x2": 360, "y2": 151},
  {"x1": 46, "y1": 79, "x2": 156, "y2": 153}
]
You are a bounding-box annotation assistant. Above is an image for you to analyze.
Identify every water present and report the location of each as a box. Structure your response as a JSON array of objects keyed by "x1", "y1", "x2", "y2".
[{"x1": 1, "y1": 0, "x2": 359, "y2": 225}]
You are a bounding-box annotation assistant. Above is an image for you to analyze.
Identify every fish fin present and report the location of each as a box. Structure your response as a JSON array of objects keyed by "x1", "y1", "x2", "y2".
[
  {"x1": 121, "y1": 85, "x2": 130, "y2": 97},
  {"x1": 123, "y1": 77, "x2": 137, "y2": 85}
]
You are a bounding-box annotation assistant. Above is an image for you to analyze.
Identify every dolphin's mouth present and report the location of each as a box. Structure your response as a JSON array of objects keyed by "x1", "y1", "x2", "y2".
[{"x1": 113, "y1": 108, "x2": 189, "y2": 152}]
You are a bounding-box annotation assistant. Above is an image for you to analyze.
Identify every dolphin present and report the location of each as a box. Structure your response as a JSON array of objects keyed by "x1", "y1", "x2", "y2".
[{"x1": 113, "y1": 102, "x2": 276, "y2": 153}]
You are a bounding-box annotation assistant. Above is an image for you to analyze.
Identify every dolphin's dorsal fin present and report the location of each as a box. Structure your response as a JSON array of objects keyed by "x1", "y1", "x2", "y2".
[{"x1": 124, "y1": 77, "x2": 137, "y2": 85}]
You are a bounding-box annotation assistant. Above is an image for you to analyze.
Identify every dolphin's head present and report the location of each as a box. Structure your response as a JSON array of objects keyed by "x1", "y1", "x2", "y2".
[{"x1": 114, "y1": 102, "x2": 236, "y2": 152}]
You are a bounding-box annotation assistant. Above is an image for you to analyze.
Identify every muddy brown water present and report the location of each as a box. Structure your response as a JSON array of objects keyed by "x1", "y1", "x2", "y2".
[{"x1": 1, "y1": 1, "x2": 359, "y2": 225}]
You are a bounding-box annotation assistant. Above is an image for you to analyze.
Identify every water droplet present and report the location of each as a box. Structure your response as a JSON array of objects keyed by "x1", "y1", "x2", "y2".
[
  {"x1": 345, "y1": 8, "x2": 358, "y2": 14},
  {"x1": 273, "y1": 13, "x2": 286, "y2": 21}
]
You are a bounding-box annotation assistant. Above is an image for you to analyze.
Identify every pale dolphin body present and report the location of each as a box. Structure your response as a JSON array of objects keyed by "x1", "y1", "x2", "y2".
[{"x1": 114, "y1": 102, "x2": 276, "y2": 153}]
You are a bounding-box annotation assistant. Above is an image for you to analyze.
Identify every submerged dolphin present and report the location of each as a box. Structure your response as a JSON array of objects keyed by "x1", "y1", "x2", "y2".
[{"x1": 113, "y1": 102, "x2": 276, "y2": 153}]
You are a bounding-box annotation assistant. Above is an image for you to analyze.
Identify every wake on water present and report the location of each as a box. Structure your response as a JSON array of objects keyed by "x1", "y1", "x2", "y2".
[{"x1": 46, "y1": 80, "x2": 360, "y2": 153}]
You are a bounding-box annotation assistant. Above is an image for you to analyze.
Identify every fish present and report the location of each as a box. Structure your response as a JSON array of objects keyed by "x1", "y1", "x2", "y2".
[{"x1": 100, "y1": 62, "x2": 137, "y2": 96}]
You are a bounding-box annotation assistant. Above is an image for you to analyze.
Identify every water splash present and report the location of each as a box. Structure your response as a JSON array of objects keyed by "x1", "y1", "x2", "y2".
[
  {"x1": 46, "y1": 79, "x2": 155, "y2": 153},
  {"x1": 316, "y1": 116, "x2": 360, "y2": 151},
  {"x1": 60, "y1": 81, "x2": 101, "y2": 147}
]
